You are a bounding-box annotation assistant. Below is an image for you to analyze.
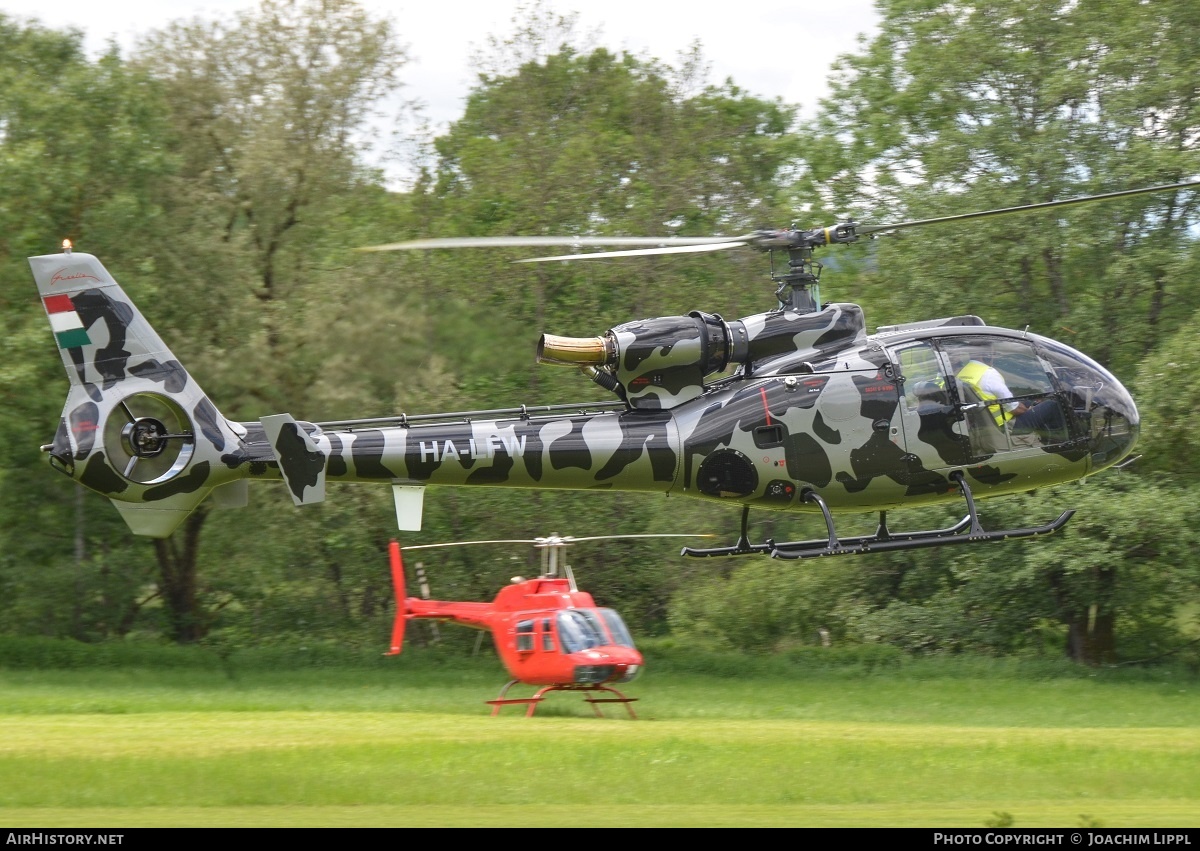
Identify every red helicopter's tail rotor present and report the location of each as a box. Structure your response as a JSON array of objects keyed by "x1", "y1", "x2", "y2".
[{"x1": 386, "y1": 539, "x2": 407, "y2": 655}]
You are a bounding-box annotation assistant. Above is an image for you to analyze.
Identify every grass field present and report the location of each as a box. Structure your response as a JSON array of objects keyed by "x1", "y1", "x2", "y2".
[{"x1": 1, "y1": 647, "x2": 1198, "y2": 828}]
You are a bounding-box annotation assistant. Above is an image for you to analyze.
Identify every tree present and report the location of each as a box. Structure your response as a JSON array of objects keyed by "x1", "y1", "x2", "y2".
[
  {"x1": 430, "y1": 4, "x2": 801, "y2": 338},
  {"x1": 0, "y1": 15, "x2": 174, "y2": 641},
  {"x1": 1134, "y1": 309, "x2": 1200, "y2": 478},
  {"x1": 123, "y1": 0, "x2": 410, "y2": 642},
  {"x1": 799, "y1": 0, "x2": 1200, "y2": 379},
  {"x1": 369, "y1": 3, "x2": 806, "y2": 634}
]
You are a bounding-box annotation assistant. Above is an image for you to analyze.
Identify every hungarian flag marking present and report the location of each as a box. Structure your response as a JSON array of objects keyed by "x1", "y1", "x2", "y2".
[{"x1": 43, "y1": 293, "x2": 91, "y2": 349}]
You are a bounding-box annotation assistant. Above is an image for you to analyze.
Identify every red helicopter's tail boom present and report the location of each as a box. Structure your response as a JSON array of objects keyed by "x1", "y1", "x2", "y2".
[{"x1": 386, "y1": 539, "x2": 406, "y2": 655}]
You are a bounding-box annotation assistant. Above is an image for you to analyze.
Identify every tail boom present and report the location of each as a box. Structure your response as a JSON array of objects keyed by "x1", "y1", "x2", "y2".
[{"x1": 31, "y1": 249, "x2": 681, "y2": 537}]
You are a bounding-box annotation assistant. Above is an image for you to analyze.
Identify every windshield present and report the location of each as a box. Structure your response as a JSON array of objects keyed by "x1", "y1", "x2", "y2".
[
  {"x1": 556, "y1": 610, "x2": 606, "y2": 653},
  {"x1": 556, "y1": 608, "x2": 637, "y2": 653},
  {"x1": 597, "y1": 608, "x2": 636, "y2": 648}
]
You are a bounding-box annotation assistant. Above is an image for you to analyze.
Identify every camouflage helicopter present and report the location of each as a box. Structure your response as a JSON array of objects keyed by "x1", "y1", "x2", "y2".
[{"x1": 28, "y1": 181, "x2": 1198, "y2": 558}]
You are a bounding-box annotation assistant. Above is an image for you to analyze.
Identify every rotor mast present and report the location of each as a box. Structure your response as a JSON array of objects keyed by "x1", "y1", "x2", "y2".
[{"x1": 754, "y1": 222, "x2": 860, "y2": 312}]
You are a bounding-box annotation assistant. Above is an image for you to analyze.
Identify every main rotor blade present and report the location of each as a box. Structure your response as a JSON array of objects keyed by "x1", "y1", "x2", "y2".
[
  {"x1": 356, "y1": 235, "x2": 739, "y2": 252},
  {"x1": 516, "y1": 242, "x2": 749, "y2": 262},
  {"x1": 857, "y1": 179, "x2": 1200, "y2": 237},
  {"x1": 400, "y1": 539, "x2": 539, "y2": 551},
  {"x1": 400, "y1": 533, "x2": 714, "y2": 550},
  {"x1": 545, "y1": 533, "x2": 716, "y2": 544}
]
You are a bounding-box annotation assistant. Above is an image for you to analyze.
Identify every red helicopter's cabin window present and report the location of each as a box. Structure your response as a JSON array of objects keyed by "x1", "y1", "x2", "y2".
[
  {"x1": 554, "y1": 609, "x2": 641, "y2": 652},
  {"x1": 541, "y1": 618, "x2": 554, "y2": 651},
  {"x1": 516, "y1": 620, "x2": 535, "y2": 652}
]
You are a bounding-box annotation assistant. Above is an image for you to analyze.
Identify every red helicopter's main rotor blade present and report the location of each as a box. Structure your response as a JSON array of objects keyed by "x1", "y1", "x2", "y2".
[
  {"x1": 386, "y1": 540, "x2": 406, "y2": 656},
  {"x1": 856, "y1": 179, "x2": 1200, "y2": 237},
  {"x1": 401, "y1": 533, "x2": 715, "y2": 550},
  {"x1": 400, "y1": 539, "x2": 540, "y2": 550}
]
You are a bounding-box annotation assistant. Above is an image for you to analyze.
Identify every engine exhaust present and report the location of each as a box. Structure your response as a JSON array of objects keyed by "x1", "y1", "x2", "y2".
[{"x1": 536, "y1": 333, "x2": 611, "y2": 366}]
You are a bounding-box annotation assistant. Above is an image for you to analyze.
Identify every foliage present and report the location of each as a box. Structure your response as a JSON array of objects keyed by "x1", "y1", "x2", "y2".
[
  {"x1": 666, "y1": 559, "x2": 848, "y2": 652},
  {"x1": 3, "y1": 0, "x2": 1200, "y2": 666},
  {"x1": 0, "y1": 16, "x2": 177, "y2": 643},
  {"x1": 799, "y1": 0, "x2": 1200, "y2": 379},
  {"x1": 666, "y1": 477, "x2": 1200, "y2": 666},
  {"x1": 1134, "y1": 311, "x2": 1200, "y2": 477},
  {"x1": 428, "y1": 14, "x2": 802, "y2": 335}
]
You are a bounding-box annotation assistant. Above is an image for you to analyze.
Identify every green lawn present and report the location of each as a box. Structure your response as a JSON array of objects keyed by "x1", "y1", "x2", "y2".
[{"x1": 0, "y1": 654, "x2": 1197, "y2": 827}]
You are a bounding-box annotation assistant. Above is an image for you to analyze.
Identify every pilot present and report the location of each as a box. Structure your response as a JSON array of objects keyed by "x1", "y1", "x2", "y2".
[
  {"x1": 912, "y1": 379, "x2": 950, "y2": 412},
  {"x1": 956, "y1": 346, "x2": 1061, "y2": 433}
]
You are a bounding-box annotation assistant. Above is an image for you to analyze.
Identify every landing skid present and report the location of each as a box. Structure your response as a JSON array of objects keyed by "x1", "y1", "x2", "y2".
[
  {"x1": 486, "y1": 680, "x2": 638, "y2": 718},
  {"x1": 681, "y1": 471, "x2": 1074, "y2": 560}
]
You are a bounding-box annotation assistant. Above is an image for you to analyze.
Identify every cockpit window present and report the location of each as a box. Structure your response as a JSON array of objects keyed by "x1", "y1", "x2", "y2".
[
  {"x1": 556, "y1": 610, "x2": 605, "y2": 653},
  {"x1": 555, "y1": 608, "x2": 637, "y2": 653},
  {"x1": 939, "y1": 337, "x2": 1070, "y2": 448},
  {"x1": 1037, "y1": 338, "x2": 1139, "y2": 464},
  {"x1": 895, "y1": 341, "x2": 947, "y2": 413},
  {"x1": 597, "y1": 609, "x2": 636, "y2": 648},
  {"x1": 1037, "y1": 338, "x2": 1137, "y2": 421},
  {"x1": 941, "y1": 338, "x2": 1054, "y2": 399}
]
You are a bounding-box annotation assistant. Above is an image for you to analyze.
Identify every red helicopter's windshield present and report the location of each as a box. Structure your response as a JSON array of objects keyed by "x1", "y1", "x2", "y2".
[
  {"x1": 557, "y1": 608, "x2": 638, "y2": 653},
  {"x1": 596, "y1": 608, "x2": 636, "y2": 648}
]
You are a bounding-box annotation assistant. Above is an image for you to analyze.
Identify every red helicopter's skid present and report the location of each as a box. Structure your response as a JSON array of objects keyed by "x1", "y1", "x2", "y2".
[{"x1": 487, "y1": 680, "x2": 638, "y2": 718}]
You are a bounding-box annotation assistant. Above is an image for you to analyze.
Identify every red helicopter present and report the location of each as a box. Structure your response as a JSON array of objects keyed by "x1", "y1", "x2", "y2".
[{"x1": 385, "y1": 533, "x2": 707, "y2": 717}]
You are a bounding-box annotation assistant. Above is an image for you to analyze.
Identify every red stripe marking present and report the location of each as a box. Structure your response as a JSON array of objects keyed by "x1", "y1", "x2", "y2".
[
  {"x1": 44, "y1": 293, "x2": 74, "y2": 313},
  {"x1": 759, "y1": 387, "x2": 772, "y2": 425}
]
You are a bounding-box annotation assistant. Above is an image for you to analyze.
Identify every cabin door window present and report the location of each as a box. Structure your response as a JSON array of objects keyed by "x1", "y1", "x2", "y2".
[
  {"x1": 516, "y1": 619, "x2": 535, "y2": 653},
  {"x1": 890, "y1": 340, "x2": 970, "y2": 468}
]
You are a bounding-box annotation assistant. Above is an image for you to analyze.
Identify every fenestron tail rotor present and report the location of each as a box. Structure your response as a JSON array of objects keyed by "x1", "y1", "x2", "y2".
[{"x1": 103, "y1": 392, "x2": 196, "y2": 484}]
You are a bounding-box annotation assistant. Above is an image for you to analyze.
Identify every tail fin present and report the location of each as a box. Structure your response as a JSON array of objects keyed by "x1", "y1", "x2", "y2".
[
  {"x1": 387, "y1": 540, "x2": 408, "y2": 655},
  {"x1": 30, "y1": 247, "x2": 249, "y2": 537}
]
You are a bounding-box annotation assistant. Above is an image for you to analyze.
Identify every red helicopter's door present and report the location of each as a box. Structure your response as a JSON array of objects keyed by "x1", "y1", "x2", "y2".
[{"x1": 515, "y1": 617, "x2": 567, "y2": 656}]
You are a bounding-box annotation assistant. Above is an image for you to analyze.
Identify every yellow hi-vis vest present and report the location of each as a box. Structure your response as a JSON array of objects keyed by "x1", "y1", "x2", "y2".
[{"x1": 956, "y1": 361, "x2": 1013, "y2": 427}]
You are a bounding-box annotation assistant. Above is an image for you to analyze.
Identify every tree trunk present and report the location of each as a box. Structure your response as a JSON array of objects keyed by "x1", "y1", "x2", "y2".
[
  {"x1": 1064, "y1": 603, "x2": 1116, "y2": 665},
  {"x1": 152, "y1": 507, "x2": 209, "y2": 643}
]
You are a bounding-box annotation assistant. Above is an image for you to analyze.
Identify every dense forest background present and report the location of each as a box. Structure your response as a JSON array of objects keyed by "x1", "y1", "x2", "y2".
[{"x1": 1, "y1": 0, "x2": 1197, "y2": 667}]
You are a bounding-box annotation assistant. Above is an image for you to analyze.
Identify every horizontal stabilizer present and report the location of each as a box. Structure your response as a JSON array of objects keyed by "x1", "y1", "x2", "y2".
[
  {"x1": 111, "y1": 491, "x2": 213, "y2": 538},
  {"x1": 260, "y1": 414, "x2": 327, "y2": 506},
  {"x1": 209, "y1": 480, "x2": 249, "y2": 509}
]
